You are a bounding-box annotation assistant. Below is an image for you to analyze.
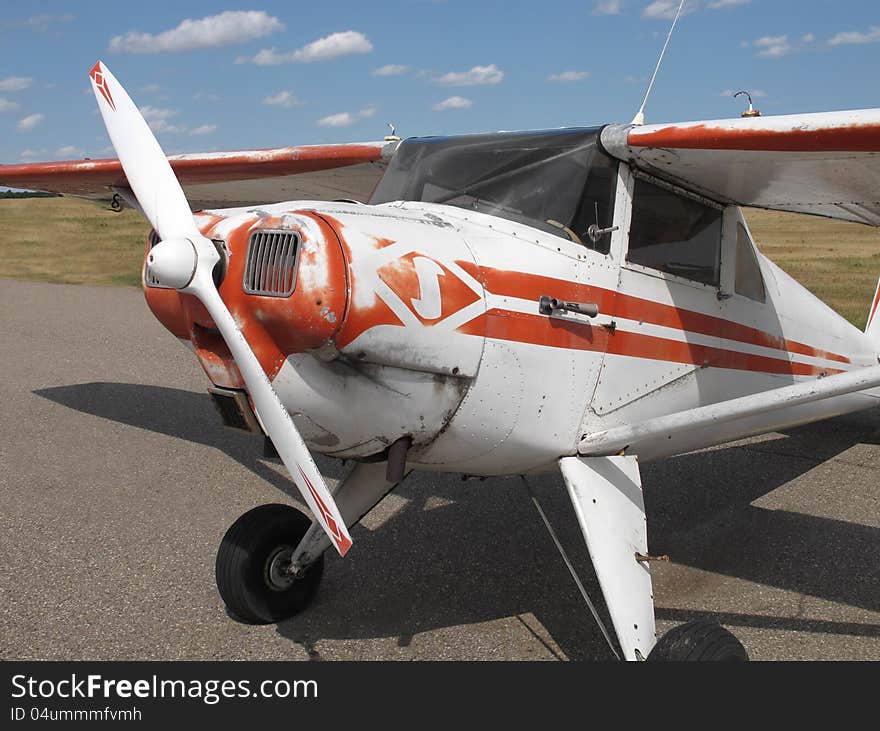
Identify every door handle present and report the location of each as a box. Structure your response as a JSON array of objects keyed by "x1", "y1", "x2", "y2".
[{"x1": 539, "y1": 295, "x2": 599, "y2": 318}]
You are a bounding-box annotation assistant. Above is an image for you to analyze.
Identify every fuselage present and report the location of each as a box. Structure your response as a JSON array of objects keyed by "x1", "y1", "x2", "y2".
[{"x1": 141, "y1": 198, "x2": 878, "y2": 476}]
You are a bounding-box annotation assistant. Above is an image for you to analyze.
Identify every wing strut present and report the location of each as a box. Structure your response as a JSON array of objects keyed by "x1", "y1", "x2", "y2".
[{"x1": 580, "y1": 364, "x2": 880, "y2": 458}]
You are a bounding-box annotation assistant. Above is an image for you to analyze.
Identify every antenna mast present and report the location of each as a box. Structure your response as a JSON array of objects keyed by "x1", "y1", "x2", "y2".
[{"x1": 632, "y1": 0, "x2": 686, "y2": 126}]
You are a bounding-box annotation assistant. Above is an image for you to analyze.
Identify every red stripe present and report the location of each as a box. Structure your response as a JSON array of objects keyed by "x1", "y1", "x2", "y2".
[
  {"x1": 458, "y1": 309, "x2": 843, "y2": 377},
  {"x1": 628, "y1": 123, "x2": 880, "y2": 153},
  {"x1": 457, "y1": 262, "x2": 850, "y2": 365},
  {"x1": 298, "y1": 466, "x2": 351, "y2": 556}
]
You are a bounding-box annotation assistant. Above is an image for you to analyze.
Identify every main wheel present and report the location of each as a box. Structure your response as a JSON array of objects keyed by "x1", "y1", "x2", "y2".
[
  {"x1": 215, "y1": 504, "x2": 324, "y2": 624},
  {"x1": 648, "y1": 620, "x2": 749, "y2": 661}
]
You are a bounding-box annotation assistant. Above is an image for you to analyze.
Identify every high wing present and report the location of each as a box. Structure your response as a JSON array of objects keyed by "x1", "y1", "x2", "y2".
[
  {"x1": 600, "y1": 108, "x2": 880, "y2": 225},
  {"x1": 0, "y1": 141, "x2": 397, "y2": 209}
]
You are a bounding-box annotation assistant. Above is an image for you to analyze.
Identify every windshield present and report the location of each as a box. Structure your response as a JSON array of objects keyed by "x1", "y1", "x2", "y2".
[{"x1": 370, "y1": 128, "x2": 618, "y2": 248}]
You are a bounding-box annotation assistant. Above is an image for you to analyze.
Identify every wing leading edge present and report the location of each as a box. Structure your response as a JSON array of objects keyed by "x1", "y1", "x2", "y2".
[
  {"x1": 600, "y1": 108, "x2": 880, "y2": 225},
  {"x1": 0, "y1": 141, "x2": 397, "y2": 209}
]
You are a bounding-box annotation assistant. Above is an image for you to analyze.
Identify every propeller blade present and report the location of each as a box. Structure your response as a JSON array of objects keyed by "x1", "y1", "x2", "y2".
[
  {"x1": 89, "y1": 60, "x2": 352, "y2": 556},
  {"x1": 88, "y1": 62, "x2": 196, "y2": 242},
  {"x1": 189, "y1": 274, "x2": 352, "y2": 556}
]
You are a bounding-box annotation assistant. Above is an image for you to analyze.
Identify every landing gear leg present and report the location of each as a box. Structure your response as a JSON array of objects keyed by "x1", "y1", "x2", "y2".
[
  {"x1": 553, "y1": 456, "x2": 748, "y2": 661},
  {"x1": 215, "y1": 459, "x2": 405, "y2": 624},
  {"x1": 289, "y1": 460, "x2": 404, "y2": 571}
]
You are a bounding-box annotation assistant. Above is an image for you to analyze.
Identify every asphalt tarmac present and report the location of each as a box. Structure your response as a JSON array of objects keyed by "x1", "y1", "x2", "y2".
[{"x1": 1, "y1": 279, "x2": 877, "y2": 661}]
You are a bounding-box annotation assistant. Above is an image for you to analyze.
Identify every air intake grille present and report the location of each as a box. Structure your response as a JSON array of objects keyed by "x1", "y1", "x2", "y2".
[{"x1": 243, "y1": 231, "x2": 300, "y2": 297}]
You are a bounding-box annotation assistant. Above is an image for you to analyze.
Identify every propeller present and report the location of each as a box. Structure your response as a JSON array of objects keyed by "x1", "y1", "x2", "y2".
[{"x1": 88, "y1": 61, "x2": 352, "y2": 556}]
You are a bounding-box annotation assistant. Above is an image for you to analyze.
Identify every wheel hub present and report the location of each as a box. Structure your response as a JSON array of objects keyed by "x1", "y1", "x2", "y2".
[{"x1": 264, "y1": 545, "x2": 297, "y2": 591}]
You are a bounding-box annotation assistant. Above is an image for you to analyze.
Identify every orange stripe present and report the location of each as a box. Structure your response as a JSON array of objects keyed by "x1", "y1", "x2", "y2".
[
  {"x1": 458, "y1": 309, "x2": 843, "y2": 377},
  {"x1": 628, "y1": 122, "x2": 880, "y2": 153},
  {"x1": 457, "y1": 262, "x2": 850, "y2": 365}
]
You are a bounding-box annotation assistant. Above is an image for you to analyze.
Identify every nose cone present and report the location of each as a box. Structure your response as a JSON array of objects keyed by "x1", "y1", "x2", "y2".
[
  {"x1": 143, "y1": 209, "x2": 348, "y2": 386},
  {"x1": 145, "y1": 238, "x2": 197, "y2": 289}
]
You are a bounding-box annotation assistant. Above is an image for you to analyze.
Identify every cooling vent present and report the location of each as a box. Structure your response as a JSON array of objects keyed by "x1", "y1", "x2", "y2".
[{"x1": 243, "y1": 231, "x2": 300, "y2": 297}]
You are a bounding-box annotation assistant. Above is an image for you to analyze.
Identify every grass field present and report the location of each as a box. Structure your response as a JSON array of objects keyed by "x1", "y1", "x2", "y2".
[
  {"x1": 0, "y1": 197, "x2": 148, "y2": 288},
  {"x1": 1, "y1": 196, "x2": 878, "y2": 327}
]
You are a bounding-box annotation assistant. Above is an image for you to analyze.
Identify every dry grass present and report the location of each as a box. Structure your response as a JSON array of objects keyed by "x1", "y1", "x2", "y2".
[
  {"x1": 0, "y1": 197, "x2": 878, "y2": 327},
  {"x1": 745, "y1": 208, "x2": 880, "y2": 330},
  {"x1": 0, "y1": 197, "x2": 149, "y2": 287}
]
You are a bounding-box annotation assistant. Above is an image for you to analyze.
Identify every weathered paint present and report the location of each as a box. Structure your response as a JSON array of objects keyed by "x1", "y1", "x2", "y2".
[
  {"x1": 318, "y1": 209, "x2": 486, "y2": 378},
  {"x1": 628, "y1": 120, "x2": 880, "y2": 152},
  {"x1": 600, "y1": 109, "x2": 880, "y2": 225},
  {"x1": 144, "y1": 208, "x2": 347, "y2": 388},
  {"x1": 0, "y1": 142, "x2": 389, "y2": 205}
]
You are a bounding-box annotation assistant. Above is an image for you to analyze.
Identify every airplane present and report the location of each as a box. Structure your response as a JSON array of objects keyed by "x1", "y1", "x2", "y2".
[{"x1": 3, "y1": 59, "x2": 880, "y2": 662}]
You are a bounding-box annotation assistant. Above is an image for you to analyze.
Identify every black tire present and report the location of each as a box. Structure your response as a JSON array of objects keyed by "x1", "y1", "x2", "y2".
[
  {"x1": 215, "y1": 504, "x2": 324, "y2": 624},
  {"x1": 648, "y1": 620, "x2": 749, "y2": 661}
]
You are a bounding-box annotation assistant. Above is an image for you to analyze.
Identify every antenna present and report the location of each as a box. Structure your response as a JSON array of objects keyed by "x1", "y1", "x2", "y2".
[
  {"x1": 734, "y1": 90, "x2": 762, "y2": 118},
  {"x1": 631, "y1": 0, "x2": 687, "y2": 126}
]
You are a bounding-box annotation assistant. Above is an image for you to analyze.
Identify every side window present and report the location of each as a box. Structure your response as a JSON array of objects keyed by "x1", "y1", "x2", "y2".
[
  {"x1": 627, "y1": 178, "x2": 722, "y2": 286},
  {"x1": 571, "y1": 154, "x2": 619, "y2": 254},
  {"x1": 734, "y1": 223, "x2": 766, "y2": 302}
]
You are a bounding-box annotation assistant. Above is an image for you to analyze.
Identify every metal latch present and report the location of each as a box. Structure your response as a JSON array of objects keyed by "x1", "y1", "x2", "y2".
[{"x1": 539, "y1": 295, "x2": 599, "y2": 318}]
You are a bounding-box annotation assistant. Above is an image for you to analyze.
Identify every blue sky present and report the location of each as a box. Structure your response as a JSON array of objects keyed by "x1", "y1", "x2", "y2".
[{"x1": 1, "y1": 1, "x2": 879, "y2": 163}]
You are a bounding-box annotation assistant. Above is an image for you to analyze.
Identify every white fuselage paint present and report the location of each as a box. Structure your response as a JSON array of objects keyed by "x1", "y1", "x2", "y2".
[{"x1": 207, "y1": 164, "x2": 880, "y2": 476}]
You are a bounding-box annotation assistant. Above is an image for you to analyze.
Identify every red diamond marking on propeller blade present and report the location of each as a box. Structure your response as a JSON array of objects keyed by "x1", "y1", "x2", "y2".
[
  {"x1": 298, "y1": 466, "x2": 351, "y2": 556},
  {"x1": 89, "y1": 62, "x2": 115, "y2": 111}
]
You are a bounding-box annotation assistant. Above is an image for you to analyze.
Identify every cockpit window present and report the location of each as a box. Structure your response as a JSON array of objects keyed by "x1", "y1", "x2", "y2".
[
  {"x1": 370, "y1": 129, "x2": 618, "y2": 252},
  {"x1": 627, "y1": 178, "x2": 722, "y2": 286},
  {"x1": 735, "y1": 222, "x2": 766, "y2": 302}
]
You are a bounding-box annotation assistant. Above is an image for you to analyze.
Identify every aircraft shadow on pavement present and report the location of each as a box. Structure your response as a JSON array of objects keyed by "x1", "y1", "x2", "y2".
[{"x1": 36, "y1": 382, "x2": 880, "y2": 660}]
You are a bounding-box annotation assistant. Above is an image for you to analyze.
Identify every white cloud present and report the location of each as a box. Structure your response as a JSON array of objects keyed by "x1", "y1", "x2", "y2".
[
  {"x1": 3, "y1": 14, "x2": 74, "y2": 31},
  {"x1": 109, "y1": 11, "x2": 283, "y2": 54},
  {"x1": 140, "y1": 106, "x2": 177, "y2": 122},
  {"x1": 753, "y1": 34, "x2": 792, "y2": 58},
  {"x1": 0, "y1": 98, "x2": 20, "y2": 113},
  {"x1": 802, "y1": 33, "x2": 815, "y2": 43},
  {"x1": 17, "y1": 113, "x2": 44, "y2": 132},
  {"x1": 373, "y1": 64, "x2": 409, "y2": 76},
  {"x1": 190, "y1": 125, "x2": 217, "y2": 136},
  {"x1": 592, "y1": 1, "x2": 622, "y2": 14},
  {"x1": 141, "y1": 83, "x2": 161, "y2": 93},
  {"x1": 19, "y1": 148, "x2": 47, "y2": 160},
  {"x1": 317, "y1": 106, "x2": 376, "y2": 128},
  {"x1": 24, "y1": 13, "x2": 75, "y2": 31},
  {"x1": 139, "y1": 106, "x2": 184, "y2": 134},
  {"x1": 240, "y1": 30, "x2": 373, "y2": 65},
  {"x1": 548, "y1": 70, "x2": 590, "y2": 83},
  {"x1": 435, "y1": 64, "x2": 504, "y2": 86},
  {"x1": 262, "y1": 90, "x2": 303, "y2": 108},
  {"x1": 642, "y1": 1, "x2": 697, "y2": 20},
  {"x1": 193, "y1": 91, "x2": 221, "y2": 102},
  {"x1": 828, "y1": 26, "x2": 880, "y2": 47},
  {"x1": 707, "y1": 0, "x2": 750, "y2": 9},
  {"x1": 318, "y1": 112, "x2": 357, "y2": 128},
  {"x1": 433, "y1": 96, "x2": 472, "y2": 111},
  {"x1": 0, "y1": 76, "x2": 33, "y2": 92},
  {"x1": 56, "y1": 145, "x2": 84, "y2": 158}
]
